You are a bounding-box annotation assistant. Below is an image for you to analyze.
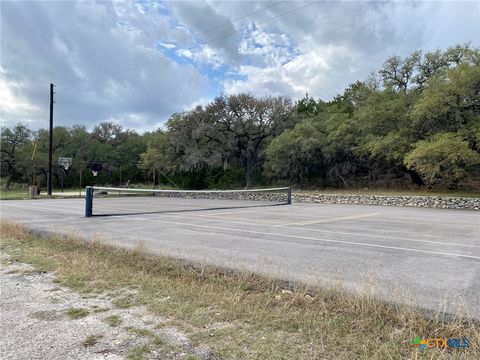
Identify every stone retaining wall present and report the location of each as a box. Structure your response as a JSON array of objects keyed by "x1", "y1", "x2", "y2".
[
  {"x1": 98, "y1": 189, "x2": 480, "y2": 210},
  {"x1": 294, "y1": 193, "x2": 480, "y2": 210}
]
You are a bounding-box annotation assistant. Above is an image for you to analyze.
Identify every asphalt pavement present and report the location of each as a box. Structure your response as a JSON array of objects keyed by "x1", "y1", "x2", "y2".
[{"x1": 1, "y1": 196, "x2": 479, "y2": 318}]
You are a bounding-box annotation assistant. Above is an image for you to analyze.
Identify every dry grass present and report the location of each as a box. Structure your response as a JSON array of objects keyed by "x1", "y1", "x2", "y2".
[
  {"x1": 67, "y1": 307, "x2": 90, "y2": 319},
  {"x1": 82, "y1": 334, "x2": 103, "y2": 347},
  {"x1": 104, "y1": 314, "x2": 122, "y2": 327},
  {"x1": 1, "y1": 221, "x2": 478, "y2": 359}
]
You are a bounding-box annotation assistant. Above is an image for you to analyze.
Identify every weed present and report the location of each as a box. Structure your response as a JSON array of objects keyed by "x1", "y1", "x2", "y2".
[
  {"x1": 2, "y1": 221, "x2": 479, "y2": 360},
  {"x1": 67, "y1": 307, "x2": 89, "y2": 319},
  {"x1": 82, "y1": 334, "x2": 103, "y2": 347},
  {"x1": 127, "y1": 345, "x2": 150, "y2": 360},
  {"x1": 104, "y1": 315, "x2": 122, "y2": 327}
]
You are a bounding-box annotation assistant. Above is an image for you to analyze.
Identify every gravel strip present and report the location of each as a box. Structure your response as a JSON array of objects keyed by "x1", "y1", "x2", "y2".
[{"x1": 0, "y1": 256, "x2": 217, "y2": 360}]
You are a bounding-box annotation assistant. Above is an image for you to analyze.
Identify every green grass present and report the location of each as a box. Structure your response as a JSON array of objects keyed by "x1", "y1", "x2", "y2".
[
  {"x1": 67, "y1": 307, "x2": 90, "y2": 319},
  {"x1": 104, "y1": 315, "x2": 122, "y2": 327},
  {"x1": 0, "y1": 186, "x2": 84, "y2": 200},
  {"x1": 82, "y1": 334, "x2": 103, "y2": 347},
  {"x1": 0, "y1": 189, "x2": 31, "y2": 200},
  {"x1": 1, "y1": 222, "x2": 479, "y2": 359},
  {"x1": 127, "y1": 345, "x2": 150, "y2": 360}
]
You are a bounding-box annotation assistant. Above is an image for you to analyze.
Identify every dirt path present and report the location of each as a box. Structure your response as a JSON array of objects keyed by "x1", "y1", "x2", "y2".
[{"x1": 0, "y1": 256, "x2": 216, "y2": 360}]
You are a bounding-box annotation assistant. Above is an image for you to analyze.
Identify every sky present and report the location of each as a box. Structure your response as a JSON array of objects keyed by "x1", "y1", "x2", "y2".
[{"x1": 1, "y1": 0, "x2": 479, "y2": 132}]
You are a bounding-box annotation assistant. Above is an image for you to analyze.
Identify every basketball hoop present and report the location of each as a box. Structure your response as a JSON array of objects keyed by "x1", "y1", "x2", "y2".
[
  {"x1": 58, "y1": 157, "x2": 72, "y2": 171},
  {"x1": 58, "y1": 157, "x2": 73, "y2": 193},
  {"x1": 90, "y1": 163, "x2": 103, "y2": 177}
]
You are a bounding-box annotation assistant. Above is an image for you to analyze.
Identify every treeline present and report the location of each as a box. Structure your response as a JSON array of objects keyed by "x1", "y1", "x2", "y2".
[{"x1": 2, "y1": 44, "x2": 479, "y2": 191}]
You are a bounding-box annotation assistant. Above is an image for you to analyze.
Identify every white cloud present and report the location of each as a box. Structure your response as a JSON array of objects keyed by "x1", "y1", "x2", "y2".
[
  {"x1": 1, "y1": 0, "x2": 478, "y2": 131},
  {"x1": 159, "y1": 42, "x2": 176, "y2": 49},
  {"x1": 0, "y1": 76, "x2": 40, "y2": 125},
  {"x1": 1, "y1": 0, "x2": 210, "y2": 130},
  {"x1": 225, "y1": 45, "x2": 356, "y2": 99}
]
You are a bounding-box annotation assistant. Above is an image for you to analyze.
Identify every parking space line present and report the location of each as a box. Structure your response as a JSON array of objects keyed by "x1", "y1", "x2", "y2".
[
  {"x1": 116, "y1": 216, "x2": 480, "y2": 260},
  {"x1": 107, "y1": 211, "x2": 478, "y2": 249},
  {"x1": 276, "y1": 212, "x2": 379, "y2": 226},
  {"x1": 173, "y1": 213, "x2": 479, "y2": 248},
  {"x1": 197, "y1": 207, "x2": 290, "y2": 217},
  {"x1": 281, "y1": 226, "x2": 480, "y2": 248},
  {"x1": 189, "y1": 214, "x2": 282, "y2": 225}
]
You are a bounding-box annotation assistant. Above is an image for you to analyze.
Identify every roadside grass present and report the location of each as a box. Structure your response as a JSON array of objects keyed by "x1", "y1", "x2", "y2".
[
  {"x1": 1, "y1": 222, "x2": 478, "y2": 359},
  {"x1": 104, "y1": 314, "x2": 122, "y2": 327},
  {"x1": 82, "y1": 334, "x2": 103, "y2": 347},
  {"x1": 67, "y1": 307, "x2": 90, "y2": 319},
  {"x1": 127, "y1": 344, "x2": 150, "y2": 360},
  {"x1": 0, "y1": 186, "x2": 83, "y2": 200},
  {"x1": 0, "y1": 189, "x2": 31, "y2": 200}
]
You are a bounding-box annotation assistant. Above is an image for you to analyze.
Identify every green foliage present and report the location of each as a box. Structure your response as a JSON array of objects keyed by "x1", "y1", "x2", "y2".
[
  {"x1": 67, "y1": 307, "x2": 89, "y2": 319},
  {"x1": 354, "y1": 89, "x2": 413, "y2": 167},
  {"x1": 161, "y1": 93, "x2": 295, "y2": 188},
  {"x1": 82, "y1": 334, "x2": 103, "y2": 347},
  {"x1": 1, "y1": 44, "x2": 478, "y2": 191},
  {"x1": 265, "y1": 119, "x2": 327, "y2": 182},
  {"x1": 404, "y1": 133, "x2": 480, "y2": 186},
  {"x1": 413, "y1": 64, "x2": 480, "y2": 136},
  {"x1": 295, "y1": 94, "x2": 325, "y2": 115},
  {"x1": 357, "y1": 132, "x2": 411, "y2": 165},
  {"x1": 1, "y1": 124, "x2": 33, "y2": 187}
]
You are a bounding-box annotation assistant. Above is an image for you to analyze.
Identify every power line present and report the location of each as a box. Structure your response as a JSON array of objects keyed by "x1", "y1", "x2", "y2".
[
  {"x1": 186, "y1": 1, "x2": 284, "y2": 40},
  {"x1": 58, "y1": 1, "x2": 318, "y2": 88},
  {"x1": 58, "y1": 1, "x2": 285, "y2": 87},
  {"x1": 31, "y1": 94, "x2": 51, "y2": 160}
]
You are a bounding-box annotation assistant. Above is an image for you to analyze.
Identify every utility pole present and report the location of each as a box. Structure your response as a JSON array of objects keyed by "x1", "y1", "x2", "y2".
[{"x1": 47, "y1": 83, "x2": 55, "y2": 196}]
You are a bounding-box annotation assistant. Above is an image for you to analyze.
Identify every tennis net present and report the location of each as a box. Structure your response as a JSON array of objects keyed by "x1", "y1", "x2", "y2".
[{"x1": 85, "y1": 186, "x2": 292, "y2": 217}]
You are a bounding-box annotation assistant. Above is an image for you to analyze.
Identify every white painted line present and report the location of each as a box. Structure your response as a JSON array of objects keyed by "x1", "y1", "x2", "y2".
[
  {"x1": 188, "y1": 214, "x2": 479, "y2": 248},
  {"x1": 276, "y1": 212, "x2": 379, "y2": 226},
  {"x1": 107, "y1": 210, "x2": 479, "y2": 249},
  {"x1": 283, "y1": 226, "x2": 480, "y2": 248},
  {"x1": 115, "y1": 216, "x2": 480, "y2": 260},
  {"x1": 189, "y1": 214, "x2": 281, "y2": 225},
  {"x1": 359, "y1": 217, "x2": 479, "y2": 227},
  {"x1": 197, "y1": 207, "x2": 290, "y2": 217}
]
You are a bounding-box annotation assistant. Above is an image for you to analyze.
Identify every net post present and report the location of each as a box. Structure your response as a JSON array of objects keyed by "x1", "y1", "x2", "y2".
[
  {"x1": 85, "y1": 186, "x2": 93, "y2": 217},
  {"x1": 287, "y1": 187, "x2": 292, "y2": 205}
]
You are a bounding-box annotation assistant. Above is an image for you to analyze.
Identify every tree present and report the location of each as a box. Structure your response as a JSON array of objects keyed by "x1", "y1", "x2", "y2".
[
  {"x1": 141, "y1": 129, "x2": 175, "y2": 185},
  {"x1": 164, "y1": 94, "x2": 294, "y2": 188},
  {"x1": 414, "y1": 50, "x2": 448, "y2": 88},
  {"x1": 92, "y1": 122, "x2": 123, "y2": 145},
  {"x1": 354, "y1": 89, "x2": 415, "y2": 179},
  {"x1": 444, "y1": 43, "x2": 480, "y2": 66},
  {"x1": 295, "y1": 94, "x2": 325, "y2": 115},
  {"x1": 379, "y1": 52, "x2": 421, "y2": 92},
  {"x1": 264, "y1": 119, "x2": 325, "y2": 182},
  {"x1": 0, "y1": 124, "x2": 32, "y2": 187},
  {"x1": 404, "y1": 133, "x2": 480, "y2": 187},
  {"x1": 413, "y1": 64, "x2": 480, "y2": 136},
  {"x1": 208, "y1": 94, "x2": 294, "y2": 188}
]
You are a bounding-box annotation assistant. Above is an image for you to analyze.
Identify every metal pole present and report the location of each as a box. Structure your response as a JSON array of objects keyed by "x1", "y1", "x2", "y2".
[
  {"x1": 61, "y1": 169, "x2": 64, "y2": 193},
  {"x1": 85, "y1": 186, "x2": 93, "y2": 217},
  {"x1": 79, "y1": 164, "x2": 83, "y2": 197},
  {"x1": 47, "y1": 83, "x2": 55, "y2": 196},
  {"x1": 287, "y1": 187, "x2": 292, "y2": 205}
]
